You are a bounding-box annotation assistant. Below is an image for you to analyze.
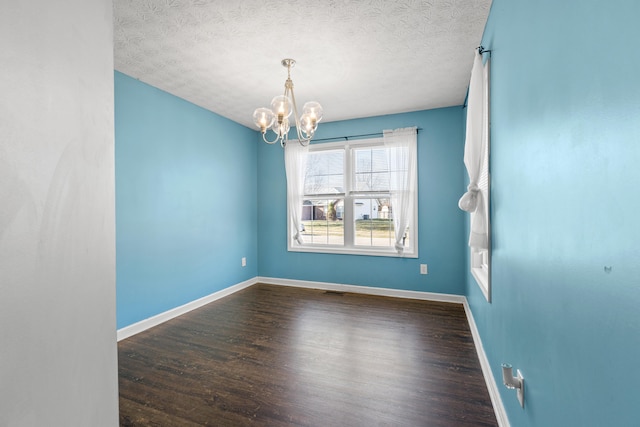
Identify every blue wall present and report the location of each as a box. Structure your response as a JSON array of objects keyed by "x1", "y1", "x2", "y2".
[
  {"x1": 467, "y1": 0, "x2": 640, "y2": 425},
  {"x1": 115, "y1": 72, "x2": 258, "y2": 328},
  {"x1": 257, "y1": 108, "x2": 467, "y2": 294}
]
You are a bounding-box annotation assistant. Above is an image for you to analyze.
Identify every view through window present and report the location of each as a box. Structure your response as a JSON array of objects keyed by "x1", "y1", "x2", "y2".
[{"x1": 289, "y1": 137, "x2": 417, "y2": 257}]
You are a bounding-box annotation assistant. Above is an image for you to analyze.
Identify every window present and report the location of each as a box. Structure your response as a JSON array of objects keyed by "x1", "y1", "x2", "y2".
[
  {"x1": 470, "y1": 144, "x2": 489, "y2": 296},
  {"x1": 286, "y1": 132, "x2": 418, "y2": 257},
  {"x1": 461, "y1": 50, "x2": 490, "y2": 301}
]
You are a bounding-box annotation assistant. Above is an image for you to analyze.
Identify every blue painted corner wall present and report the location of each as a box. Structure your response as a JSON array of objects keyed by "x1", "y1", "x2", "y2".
[
  {"x1": 257, "y1": 109, "x2": 467, "y2": 294},
  {"x1": 467, "y1": 0, "x2": 640, "y2": 425},
  {"x1": 114, "y1": 72, "x2": 258, "y2": 328},
  {"x1": 115, "y1": 74, "x2": 467, "y2": 329}
]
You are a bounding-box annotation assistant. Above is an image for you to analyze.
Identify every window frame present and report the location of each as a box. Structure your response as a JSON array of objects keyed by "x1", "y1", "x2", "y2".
[
  {"x1": 287, "y1": 138, "x2": 418, "y2": 258},
  {"x1": 470, "y1": 237, "x2": 490, "y2": 301},
  {"x1": 470, "y1": 75, "x2": 491, "y2": 301}
]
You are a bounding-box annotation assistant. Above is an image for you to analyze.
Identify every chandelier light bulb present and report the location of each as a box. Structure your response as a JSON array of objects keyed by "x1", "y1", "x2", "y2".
[
  {"x1": 252, "y1": 107, "x2": 275, "y2": 132},
  {"x1": 271, "y1": 95, "x2": 293, "y2": 122},
  {"x1": 302, "y1": 101, "x2": 323, "y2": 123},
  {"x1": 300, "y1": 113, "x2": 316, "y2": 138},
  {"x1": 272, "y1": 117, "x2": 290, "y2": 136}
]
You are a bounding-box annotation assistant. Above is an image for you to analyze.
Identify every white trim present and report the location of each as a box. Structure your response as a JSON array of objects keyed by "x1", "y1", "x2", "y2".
[
  {"x1": 289, "y1": 245, "x2": 419, "y2": 258},
  {"x1": 116, "y1": 277, "x2": 258, "y2": 342},
  {"x1": 471, "y1": 259, "x2": 490, "y2": 302},
  {"x1": 256, "y1": 276, "x2": 465, "y2": 304},
  {"x1": 309, "y1": 137, "x2": 386, "y2": 151},
  {"x1": 463, "y1": 299, "x2": 510, "y2": 427}
]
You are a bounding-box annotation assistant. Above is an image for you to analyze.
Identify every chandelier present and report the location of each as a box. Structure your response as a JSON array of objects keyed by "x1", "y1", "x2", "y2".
[{"x1": 252, "y1": 59, "x2": 323, "y2": 147}]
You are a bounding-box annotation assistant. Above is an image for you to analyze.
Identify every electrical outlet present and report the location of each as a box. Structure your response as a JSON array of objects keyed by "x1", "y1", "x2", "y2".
[
  {"x1": 241, "y1": 257, "x2": 246, "y2": 267},
  {"x1": 420, "y1": 264, "x2": 428, "y2": 275}
]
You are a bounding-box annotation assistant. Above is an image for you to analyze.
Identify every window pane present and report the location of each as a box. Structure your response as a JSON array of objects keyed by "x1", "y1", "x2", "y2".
[
  {"x1": 301, "y1": 199, "x2": 344, "y2": 245},
  {"x1": 305, "y1": 150, "x2": 344, "y2": 195},
  {"x1": 353, "y1": 198, "x2": 395, "y2": 247},
  {"x1": 354, "y1": 148, "x2": 390, "y2": 192}
]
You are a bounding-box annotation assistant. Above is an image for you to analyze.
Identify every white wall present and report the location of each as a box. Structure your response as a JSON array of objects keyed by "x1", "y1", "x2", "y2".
[{"x1": 0, "y1": 1, "x2": 118, "y2": 425}]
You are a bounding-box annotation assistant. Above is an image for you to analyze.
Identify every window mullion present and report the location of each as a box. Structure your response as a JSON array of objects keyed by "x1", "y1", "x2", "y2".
[{"x1": 343, "y1": 143, "x2": 354, "y2": 247}]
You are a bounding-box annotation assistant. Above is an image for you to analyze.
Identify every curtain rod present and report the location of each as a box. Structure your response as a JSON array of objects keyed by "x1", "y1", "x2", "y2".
[{"x1": 311, "y1": 128, "x2": 421, "y2": 143}]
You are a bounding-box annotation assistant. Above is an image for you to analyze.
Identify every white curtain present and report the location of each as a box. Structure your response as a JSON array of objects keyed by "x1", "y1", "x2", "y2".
[
  {"x1": 459, "y1": 51, "x2": 489, "y2": 249},
  {"x1": 284, "y1": 142, "x2": 308, "y2": 245},
  {"x1": 383, "y1": 127, "x2": 417, "y2": 254}
]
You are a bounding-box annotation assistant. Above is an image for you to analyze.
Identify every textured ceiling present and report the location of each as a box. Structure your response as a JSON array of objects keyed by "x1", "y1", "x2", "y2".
[{"x1": 114, "y1": 0, "x2": 492, "y2": 129}]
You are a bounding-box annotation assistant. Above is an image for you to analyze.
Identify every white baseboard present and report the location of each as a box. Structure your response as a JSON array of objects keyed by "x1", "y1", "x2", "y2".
[
  {"x1": 116, "y1": 275, "x2": 509, "y2": 425},
  {"x1": 463, "y1": 300, "x2": 510, "y2": 427},
  {"x1": 116, "y1": 277, "x2": 258, "y2": 341},
  {"x1": 256, "y1": 276, "x2": 467, "y2": 304}
]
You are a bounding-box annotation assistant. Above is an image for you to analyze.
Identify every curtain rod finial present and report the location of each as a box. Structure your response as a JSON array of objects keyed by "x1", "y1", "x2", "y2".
[{"x1": 478, "y1": 45, "x2": 492, "y2": 56}]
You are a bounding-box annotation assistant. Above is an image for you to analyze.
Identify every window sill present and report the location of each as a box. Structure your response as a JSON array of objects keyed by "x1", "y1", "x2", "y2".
[
  {"x1": 289, "y1": 245, "x2": 418, "y2": 258},
  {"x1": 471, "y1": 266, "x2": 490, "y2": 302}
]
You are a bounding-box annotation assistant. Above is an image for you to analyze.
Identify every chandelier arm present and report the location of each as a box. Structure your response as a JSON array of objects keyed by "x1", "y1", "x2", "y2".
[
  {"x1": 261, "y1": 131, "x2": 281, "y2": 145},
  {"x1": 298, "y1": 138, "x2": 310, "y2": 147},
  {"x1": 295, "y1": 131, "x2": 313, "y2": 146},
  {"x1": 288, "y1": 84, "x2": 313, "y2": 145}
]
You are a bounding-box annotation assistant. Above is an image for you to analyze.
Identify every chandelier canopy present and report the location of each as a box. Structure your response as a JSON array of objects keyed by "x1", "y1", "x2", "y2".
[{"x1": 252, "y1": 59, "x2": 323, "y2": 147}]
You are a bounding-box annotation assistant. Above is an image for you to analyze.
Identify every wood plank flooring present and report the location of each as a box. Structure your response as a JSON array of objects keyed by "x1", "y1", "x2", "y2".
[{"x1": 118, "y1": 284, "x2": 497, "y2": 426}]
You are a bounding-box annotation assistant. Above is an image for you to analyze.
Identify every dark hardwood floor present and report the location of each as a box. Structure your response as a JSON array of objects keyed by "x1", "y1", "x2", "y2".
[{"x1": 118, "y1": 284, "x2": 497, "y2": 426}]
